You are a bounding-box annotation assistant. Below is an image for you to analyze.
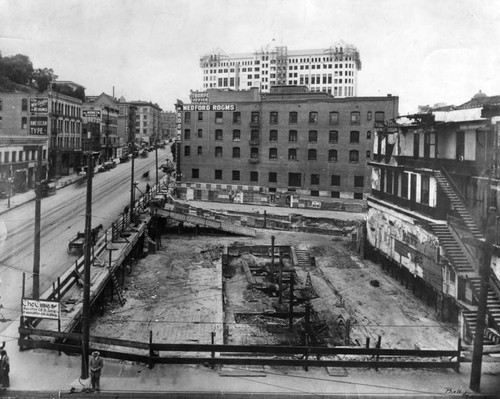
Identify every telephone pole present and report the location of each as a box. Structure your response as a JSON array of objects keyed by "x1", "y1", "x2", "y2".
[
  {"x1": 81, "y1": 152, "x2": 93, "y2": 379},
  {"x1": 32, "y1": 145, "x2": 43, "y2": 299}
]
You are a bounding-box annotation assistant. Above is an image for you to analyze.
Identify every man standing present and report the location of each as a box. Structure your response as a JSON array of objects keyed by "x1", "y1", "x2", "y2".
[
  {"x1": 89, "y1": 351, "x2": 103, "y2": 392},
  {"x1": 0, "y1": 349, "x2": 9, "y2": 388}
]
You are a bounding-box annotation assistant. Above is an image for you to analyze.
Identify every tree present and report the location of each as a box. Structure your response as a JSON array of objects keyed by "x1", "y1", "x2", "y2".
[
  {"x1": 0, "y1": 54, "x2": 34, "y2": 85},
  {"x1": 32, "y1": 67, "x2": 58, "y2": 92}
]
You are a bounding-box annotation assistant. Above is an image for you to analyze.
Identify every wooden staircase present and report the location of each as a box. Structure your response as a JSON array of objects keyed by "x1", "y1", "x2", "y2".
[
  {"x1": 432, "y1": 169, "x2": 500, "y2": 345},
  {"x1": 295, "y1": 249, "x2": 312, "y2": 268}
]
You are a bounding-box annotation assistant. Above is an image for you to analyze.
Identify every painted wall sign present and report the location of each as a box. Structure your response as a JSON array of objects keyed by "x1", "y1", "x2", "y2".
[
  {"x1": 29, "y1": 98, "x2": 48, "y2": 113},
  {"x1": 180, "y1": 104, "x2": 236, "y2": 111},
  {"x1": 83, "y1": 110, "x2": 102, "y2": 118}
]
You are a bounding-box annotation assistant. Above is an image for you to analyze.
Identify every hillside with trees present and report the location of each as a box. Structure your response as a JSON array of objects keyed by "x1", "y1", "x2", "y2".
[{"x1": 0, "y1": 51, "x2": 58, "y2": 92}]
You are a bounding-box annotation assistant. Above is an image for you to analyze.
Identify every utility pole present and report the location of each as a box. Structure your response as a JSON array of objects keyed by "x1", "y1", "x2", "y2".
[
  {"x1": 81, "y1": 152, "x2": 93, "y2": 379},
  {"x1": 32, "y1": 145, "x2": 43, "y2": 299},
  {"x1": 129, "y1": 106, "x2": 137, "y2": 218},
  {"x1": 155, "y1": 143, "x2": 158, "y2": 186},
  {"x1": 470, "y1": 121, "x2": 497, "y2": 392}
]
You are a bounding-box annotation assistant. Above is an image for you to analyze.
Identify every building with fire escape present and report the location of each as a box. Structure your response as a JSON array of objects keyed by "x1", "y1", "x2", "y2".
[
  {"x1": 200, "y1": 41, "x2": 361, "y2": 97},
  {"x1": 366, "y1": 92, "x2": 500, "y2": 347}
]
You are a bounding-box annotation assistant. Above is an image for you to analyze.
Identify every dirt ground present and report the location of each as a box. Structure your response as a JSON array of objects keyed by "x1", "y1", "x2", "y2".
[{"x1": 91, "y1": 213, "x2": 458, "y2": 353}]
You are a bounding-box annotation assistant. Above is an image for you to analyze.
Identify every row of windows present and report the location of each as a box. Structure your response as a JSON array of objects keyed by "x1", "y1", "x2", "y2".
[
  {"x1": 0, "y1": 149, "x2": 45, "y2": 163},
  {"x1": 185, "y1": 110, "x2": 384, "y2": 125},
  {"x1": 203, "y1": 57, "x2": 356, "y2": 69},
  {"x1": 190, "y1": 168, "x2": 364, "y2": 188},
  {"x1": 185, "y1": 128, "x2": 371, "y2": 143},
  {"x1": 184, "y1": 146, "x2": 368, "y2": 162}
]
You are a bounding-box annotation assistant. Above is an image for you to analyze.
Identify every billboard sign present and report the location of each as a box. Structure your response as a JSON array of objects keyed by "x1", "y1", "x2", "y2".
[
  {"x1": 83, "y1": 110, "x2": 102, "y2": 118},
  {"x1": 189, "y1": 91, "x2": 209, "y2": 104},
  {"x1": 30, "y1": 98, "x2": 48, "y2": 113},
  {"x1": 22, "y1": 298, "x2": 60, "y2": 320}
]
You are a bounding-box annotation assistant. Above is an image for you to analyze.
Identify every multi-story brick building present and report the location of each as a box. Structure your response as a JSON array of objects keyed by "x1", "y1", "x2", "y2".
[
  {"x1": 48, "y1": 81, "x2": 85, "y2": 177},
  {"x1": 130, "y1": 101, "x2": 162, "y2": 146},
  {"x1": 366, "y1": 92, "x2": 500, "y2": 344},
  {"x1": 200, "y1": 41, "x2": 361, "y2": 97},
  {"x1": 0, "y1": 88, "x2": 50, "y2": 192},
  {"x1": 176, "y1": 86, "x2": 398, "y2": 209},
  {"x1": 83, "y1": 93, "x2": 120, "y2": 161},
  {"x1": 161, "y1": 111, "x2": 176, "y2": 142}
]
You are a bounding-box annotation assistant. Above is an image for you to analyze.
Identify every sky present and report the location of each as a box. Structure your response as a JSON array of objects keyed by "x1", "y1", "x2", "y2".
[{"x1": 1, "y1": 0, "x2": 499, "y2": 115}]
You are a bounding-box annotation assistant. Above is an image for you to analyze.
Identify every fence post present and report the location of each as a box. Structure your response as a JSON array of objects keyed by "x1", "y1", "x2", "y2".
[
  {"x1": 375, "y1": 335, "x2": 381, "y2": 371},
  {"x1": 148, "y1": 330, "x2": 155, "y2": 369},
  {"x1": 211, "y1": 331, "x2": 216, "y2": 369}
]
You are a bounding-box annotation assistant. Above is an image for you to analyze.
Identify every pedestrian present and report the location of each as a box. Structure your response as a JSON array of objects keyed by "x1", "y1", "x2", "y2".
[
  {"x1": 89, "y1": 351, "x2": 103, "y2": 392},
  {"x1": 0, "y1": 349, "x2": 9, "y2": 388},
  {"x1": 146, "y1": 183, "x2": 151, "y2": 193}
]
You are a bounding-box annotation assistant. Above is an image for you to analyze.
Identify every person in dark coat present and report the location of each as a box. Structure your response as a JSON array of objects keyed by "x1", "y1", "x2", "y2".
[
  {"x1": 0, "y1": 349, "x2": 10, "y2": 388},
  {"x1": 89, "y1": 351, "x2": 103, "y2": 391}
]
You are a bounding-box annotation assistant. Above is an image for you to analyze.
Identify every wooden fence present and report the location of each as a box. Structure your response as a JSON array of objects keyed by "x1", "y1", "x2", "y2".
[{"x1": 18, "y1": 327, "x2": 461, "y2": 371}]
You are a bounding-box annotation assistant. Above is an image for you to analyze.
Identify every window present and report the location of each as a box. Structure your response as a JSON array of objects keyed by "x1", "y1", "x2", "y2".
[
  {"x1": 250, "y1": 171, "x2": 258, "y2": 182},
  {"x1": 329, "y1": 130, "x2": 338, "y2": 143},
  {"x1": 22, "y1": 117, "x2": 27, "y2": 129},
  {"x1": 215, "y1": 146, "x2": 223, "y2": 157},
  {"x1": 367, "y1": 111, "x2": 372, "y2": 121},
  {"x1": 233, "y1": 130, "x2": 241, "y2": 141},
  {"x1": 184, "y1": 146, "x2": 190, "y2": 156},
  {"x1": 269, "y1": 172, "x2": 277, "y2": 183},
  {"x1": 4, "y1": 152, "x2": 9, "y2": 163},
  {"x1": 269, "y1": 148, "x2": 278, "y2": 159},
  {"x1": 0, "y1": 99, "x2": 2, "y2": 111},
  {"x1": 366, "y1": 150, "x2": 371, "y2": 158},
  {"x1": 197, "y1": 129, "x2": 203, "y2": 138},
  {"x1": 184, "y1": 112, "x2": 191, "y2": 123},
  {"x1": 184, "y1": 129, "x2": 191, "y2": 140},
  {"x1": 308, "y1": 149, "x2": 317, "y2": 160},
  {"x1": 331, "y1": 175, "x2": 341, "y2": 186},
  {"x1": 232, "y1": 170, "x2": 240, "y2": 181},
  {"x1": 215, "y1": 111, "x2": 223, "y2": 124},
  {"x1": 289, "y1": 130, "x2": 297, "y2": 142},
  {"x1": 233, "y1": 112, "x2": 241, "y2": 124},
  {"x1": 250, "y1": 147, "x2": 259, "y2": 159},
  {"x1": 215, "y1": 169, "x2": 222, "y2": 179},
  {"x1": 289, "y1": 111, "x2": 298, "y2": 124},
  {"x1": 270, "y1": 111, "x2": 278, "y2": 124},
  {"x1": 251, "y1": 111, "x2": 259, "y2": 123},
  {"x1": 215, "y1": 129, "x2": 223, "y2": 140},
  {"x1": 311, "y1": 174, "x2": 320, "y2": 185},
  {"x1": 269, "y1": 130, "x2": 278, "y2": 142},
  {"x1": 197, "y1": 146, "x2": 202, "y2": 155},
  {"x1": 350, "y1": 131, "x2": 360, "y2": 143},
  {"x1": 349, "y1": 150, "x2": 359, "y2": 163},
  {"x1": 308, "y1": 130, "x2": 317, "y2": 142},
  {"x1": 11, "y1": 151, "x2": 16, "y2": 162},
  {"x1": 22, "y1": 98, "x2": 28, "y2": 111},
  {"x1": 367, "y1": 131, "x2": 371, "y2": 139},
  {"x1": 331, "y1": 191, "x2": 340, "y2": 198},
  {"x1": 375, "y1": 111, "x2": 385, "y2": 122},
  {"x1": 309, "y1": 112, "x2": 318, "y2": 124},
  {"x1": 350, "y1": 111, "x2": 360, "y2": 125},
  {"x1": 329, "y1": 112, "x2": 339, "y2": 124},
  {"x1": 288, "y1": 148, "x2": 297, "y2": 160},
  {"x1": 192, "y1": 168, "x2": 199, "y2": 178},
  {"x1": 354, "y1": 193, "x2": 364, "y2": 200},
  {"x1": 232, "y1": 147, "x2": 240, "y2": 158},
  {"x1": 354, "y1": 176, "x2": 364, "y2": 188},
  {"x1": 421, "y1": 175, "x2": 430, "y2": 205},
  {"x1": 198, "y1": 112, "x2": 203, "y2": 121},
  {"x1": 328, "y1": 149, "x2": 338, "y2": 162}
]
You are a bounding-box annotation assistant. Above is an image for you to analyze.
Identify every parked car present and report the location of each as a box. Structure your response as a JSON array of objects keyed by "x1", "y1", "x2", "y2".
[{"x1": 40, "y1": 179, "x2": 57, "y2": 197}]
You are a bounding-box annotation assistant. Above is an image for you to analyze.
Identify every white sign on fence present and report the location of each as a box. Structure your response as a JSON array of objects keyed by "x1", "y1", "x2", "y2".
[{"x1": 22, "y1": 298, "x2": 60, "y2": 320}]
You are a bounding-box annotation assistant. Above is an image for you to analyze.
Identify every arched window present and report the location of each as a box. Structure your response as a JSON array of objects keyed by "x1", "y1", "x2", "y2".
[
  {"x1": 328, "y1": 149, "x2": 338, "y2": 162},
  {"x1": 232, "y1": 147, "x2": 240, "y2": 158},
  {"x1": 308, "y1": 149, "x2": 317, "y2": 160},
  {"x1": 349, "y1": 150, "x2": 359, "y2": 163}
]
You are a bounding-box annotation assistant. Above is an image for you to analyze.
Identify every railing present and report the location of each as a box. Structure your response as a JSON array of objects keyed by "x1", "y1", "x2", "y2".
[
  {"x1": 440, "y1": 166, "x2": 470, "y2": 208},
  {"x1": 18, "y1": 327, "x2": 462, "y2": 371}
]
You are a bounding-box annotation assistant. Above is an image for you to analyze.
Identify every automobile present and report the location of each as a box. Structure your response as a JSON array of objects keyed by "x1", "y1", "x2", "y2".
[{"x1": 40, "y1": 179, "x2": 57, "y2": 197}]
